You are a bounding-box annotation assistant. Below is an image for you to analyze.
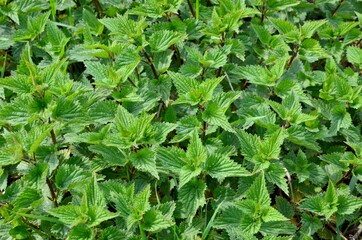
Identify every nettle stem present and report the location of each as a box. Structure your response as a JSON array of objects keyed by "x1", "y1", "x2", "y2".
[
  {"x1": 332, "y1": 0, "x2": 345, "y2": 16},
  {"x1": 143, "y1": 50, "x2": 158, "y2": 80},
  {"x1": 187, "y1": 0, "x2": 196, "y2": 18},
  {"x1": 260, "y1": 1, "x2": 267, "y2": 23},
  {"x1": 287, "y1": 44, "x2": 299, "y2": 69},
  {"x1": 92, "y1": 0, "x2": 103, "y2": 17},
  {"x1": 138, "y1": 221, "x2": 147, "y2": 240},
  {"x1": 199, "y1": 104, "x2": 207, "y2": 140},
  {"x1": 202, "y1": 121, "x2": 207, "y2": 140},
  {"x1": 156, "y1": 100, "x2": 164, "y2": 119},
  {"x1": 142, "y1": 50, "x2": 165, "y2": 118},
  {"x1": 50, "y1": 129, "x2": 57, "y2": 144},
  {"x1": 46, "y1": 178, "x2": 58, "y2": 208}
]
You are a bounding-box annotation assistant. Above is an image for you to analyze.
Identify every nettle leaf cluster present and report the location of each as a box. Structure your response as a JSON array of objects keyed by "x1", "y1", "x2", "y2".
[{"x1": 0, "y1": 0, "x2": 362, "y2": 239}]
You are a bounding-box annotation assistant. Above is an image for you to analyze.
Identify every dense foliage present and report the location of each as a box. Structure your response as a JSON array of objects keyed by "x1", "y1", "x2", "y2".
[{"x1": 1, "y1": 0, "x2": 362, "y2": 239}]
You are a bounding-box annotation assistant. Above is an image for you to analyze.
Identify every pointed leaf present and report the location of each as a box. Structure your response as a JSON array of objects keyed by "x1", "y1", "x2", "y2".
[
  {"x1": 202, "y1": 102, "x2": 234, "y2": 132},
  {"x1": 178, "y1": 179, "x2": 206, "y2": 222},
  {"x1": 204, "y1": 154, "x2": 249, "y2": 181},
  {"x1": 247, "y1": 174, "x2": 270, "y2": 207},
  {"x1": 149, "y1": 30, "x2": 187, "y2": 53},
  {"x1": 130, "y1": 148, "x2": 159, "y2": 179}
]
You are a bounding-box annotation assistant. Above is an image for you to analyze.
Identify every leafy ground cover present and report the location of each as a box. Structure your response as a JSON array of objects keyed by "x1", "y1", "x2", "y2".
[{"x1": 1, "y1": 0, "x2": 362, "y2": 239}]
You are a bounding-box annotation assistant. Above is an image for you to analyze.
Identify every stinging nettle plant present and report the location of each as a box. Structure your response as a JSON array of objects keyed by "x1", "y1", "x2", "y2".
[{"x1": 0, "y1": 0, "x2": 362, "y2": 239}]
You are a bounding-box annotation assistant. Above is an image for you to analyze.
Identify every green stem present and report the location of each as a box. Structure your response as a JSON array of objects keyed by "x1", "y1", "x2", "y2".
[
  {"x1": 155, "y1": 181, "x2": 160, "y2": 204},
  {"x1": 68, "y1": 7, "x2": 74, "y2": 26},
  {"x1": 46, "y1": 178, "x2": 58, "y2": 208},
  {"x1": 196, "y1": 0, "x2": 200, "y2": 20},
  {"x1": 138, "y1": 221, "x2": 147, "y2": 240},
  {"x1": 260, "y1": 1, "x2": 267, "y2": 23},
  {"x1": 187, "y1": 0, "x2": 195, "y2": 17},
  {"x1": 143, "y1": 50, "x2": 158, "y2": 80},
  {"x1": 92, "y1": 0, "x2": 104, "y2": 17},
  {"x1": 1, "y1": 52, "x2": 6, "y2": 78},
  {"x1": 201, "y1": 201, "x2": 224, "y2": 240},
  {"x1": 332, "y1": 0, "x2": 345, "y2": 16}
]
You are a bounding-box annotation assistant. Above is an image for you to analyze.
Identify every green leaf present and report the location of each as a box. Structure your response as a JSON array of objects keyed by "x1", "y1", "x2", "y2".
[
  {"x1": 45, "y1": 21, "x2": 69, "y2": 56},
  {"x1": 28, "y1": 124, "x2": 56, "y2": 153},
  {"x1": 300, "y1": 213, "x2": 322, "y2": 235},
  {"x1": 0, "y1": 220, "x2": 14, "y2": 240},
  {"x1": 260, "y1": 128, "x2": 287, "y2": 160},
  {"x1": 324, "y1": 180, "x2": 338, "y2": 209},
  {"x1": 214, "y1": 91, "x2": 242, "y2": 110},
  {"x1": 99, "y1": 227, "x2": 128, "y2": 240},
  {"x1": 247, "y1": 174, "x2": 270, "y2": 207},
  {"x1": 88, "y1": 101, "x2": 118, "y2": 123},
  {"x1": 287, "y1": 125, "x2": 321, "y2": 151},
  {"x1": 130, "y1": 148, "x2": 159, "y2": 179},
  {"x1": 168, "y1": 71, "x2": 199, "y2": 95},
  {"x1": 143, "y1": 208, "x2": 175, "y2": 232},
  {"x1": 267, "y1": 0, "x2": 300, "y2": 10},
  {"x1": 87, "y1": 206, "x2": 119, "y2": 227},
  {"x1": 9, "y1": 226, "x2": 29, "y2": 240},
  {"x1": 0, "y1": 148, "x2": 22, "y2": 167},
  {"x1": 237, "y1": 65, "x2": 276, "y2": 86},
  {"x1": 84, "y1": 61, "x2": 114, "y2": 88},
  {"x1": 178, "y1": 179, "x2": 206, "y2": 222},
  {"x1": 48, "y1": 205, "x2": 86, "y2": 226},
  {"x1": 240, "y1": 214, "x2": 261, "y2": 234},
  {"x1": 171, "y1": 116, "x2": 202, "y2": 143},
  {"x1": 15, "y1": 11, "x2": 50, "y2": 40},
  {"x1": 52, "y1": 98, "x2": 84, "y2": 122},
  {"x1": 179, "y1": 61, "x2": 203, "y2": 77},
  {"x1": 111, "y1": 183, "x2": 134, "y2": 218},
  {"x1": 0, "y1": 75, "x2": 33, "y2": 95},
  {"x1": 134, "y1": 185, "x2": 151, "y2": 214},
  {"x1": 156, "y1": 146, "x2": 186, "y2": 173},
  {"x1": 269, "y1": 18, "x2": 298, "y2": 34},
  {"x1": 68, "y1": 225, "x2": 94, "y2": 240},
  {"x1": 186, "y1": 130, "x2": 207, "y2": 166},
  {"x1": 99, "y1": 14, "x2": 140, "y2": 37},
  {"x1": 226, "y1": 38, "x2": 245, "y2": 61},
  {"x1": 260, "y1": 221, "x2": 297, "y2": 236},
  {"x1": 299, "y1": 196, "x2": 326, "y2": 216},
  {"x1": 129, "y1": 0, "x2": 180, "y2": 18},
  {"x1": 265, "y1": 164, "x2": 289, "y2": 195},
  {"x1": 202, "y1": 45, "x2": 231, "y2": 69},
  {"x1": 88, "y1": 144, "x2": 128, "y2": 167},
  {"x1": 149, "y1": 30, "x2": 187, "y2": 53},
  {"x1": 201, "y1": 200, "x2": 224, "y2": 240},
  {"x1": 204, "y1": 154, "x2": 249, "y2": 181},
  {"x1": 262, "y1": 207, "x2": 288, "y2": 222},
  {"x1": 346, "y1": 46, "x2": 362, "y2": 66},
  {"x1": 337, "y1": 195, "x2": 362, "y2": 215},
  {"x1": 235, "y1": 130, "x2": 261, "y2": 161},
  {"x1": 301, "y1": 20, "x2": 326, "y2": 39},
  {"x1": 153, "y1": 50, "x2": 174, "y2": 73},
  {"x1": 330, "y1": 105, "x2": 352, "y2": 135},
  {"x1": 13, "y1": 188, "x2": 43, "y2": 211},
  {"x1": 83, "y1": 8, "x2": 103, "y2": 35},
  {"x1": 179, "y1": 165, "x2": 202, "y2": 189},
  {"x1": 337, "y1": 22, "x2": 358, "y2": 36},
  {"x1": 85, "y1": 176, "x2": 106, "y2": 208},
  {"x1": 252, "y1": 24, "x2": 271, "y2": 45},
  {"x1": 198, "y1": 77, "x2": 224, "y2": 103},
  {"x1": 276, "y1": 196, "x2": 295, "y2": 219},
  {"x1": 55, "y1": 164, "x2": 91, "y2": 190},
  {"x1": 202, "y1": 102, "x2": 234, "y2": 132},
  {"x1": 23, "y1": 163, "x2": 48, "y2": 189},
  {"x1": 215, "y1": 205, "x2": 244, "y2": 229},
  {"x1": 0, "y1": 97, "x2": 30, "y2": 125}
]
